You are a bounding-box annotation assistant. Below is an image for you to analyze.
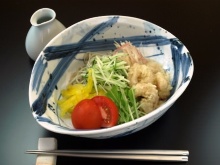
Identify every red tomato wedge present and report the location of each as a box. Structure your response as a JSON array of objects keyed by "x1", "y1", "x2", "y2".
[
  {"x1": 71, "y1": 99, "x2": 102, "y2": 129},
  {"x1": 92, "y1": 96, "x2": 119, "y2": 128}
]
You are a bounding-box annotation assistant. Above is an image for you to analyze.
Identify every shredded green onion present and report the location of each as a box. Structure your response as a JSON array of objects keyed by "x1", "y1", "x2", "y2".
[{"x1": 79, "y1": 52, "x2": 144, "y2": 124}]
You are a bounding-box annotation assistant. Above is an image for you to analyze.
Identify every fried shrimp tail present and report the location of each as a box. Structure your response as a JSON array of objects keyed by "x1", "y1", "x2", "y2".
[{"x1": 114, "y1": 41, "x2": 148, "y2": 65}]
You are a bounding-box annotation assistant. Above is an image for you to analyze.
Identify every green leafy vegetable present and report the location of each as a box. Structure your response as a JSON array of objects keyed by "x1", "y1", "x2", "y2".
[{"x1": 106, "y1": 85, "x2": 143, "y2": 124}]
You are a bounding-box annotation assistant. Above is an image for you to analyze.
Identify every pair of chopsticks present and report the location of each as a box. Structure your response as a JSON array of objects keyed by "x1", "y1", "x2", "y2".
[{"x1": 26, "y1": 149, "x2": 189, "y2": 162}]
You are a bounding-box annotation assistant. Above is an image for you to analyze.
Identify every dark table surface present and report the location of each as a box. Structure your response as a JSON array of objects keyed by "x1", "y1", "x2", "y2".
[{"x1": 1, "y1": 0, "x2": 220, "y2": 164}]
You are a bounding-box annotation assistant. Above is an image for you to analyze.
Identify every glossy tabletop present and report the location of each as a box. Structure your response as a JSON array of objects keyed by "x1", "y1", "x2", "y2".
[{"x1": 1, "y1": 0, "x2": 220, "y2": 165}]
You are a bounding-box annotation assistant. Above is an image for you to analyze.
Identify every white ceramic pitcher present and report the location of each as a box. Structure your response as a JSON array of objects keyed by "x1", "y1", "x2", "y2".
[{"x1": 25, "y1": 8, "x2": 66, "y2": 61}]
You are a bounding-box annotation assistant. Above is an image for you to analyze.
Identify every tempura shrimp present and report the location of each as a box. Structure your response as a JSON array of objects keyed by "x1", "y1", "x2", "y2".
[{"x1": 114, "y1": 41, "x2": 172, "y2": 113}]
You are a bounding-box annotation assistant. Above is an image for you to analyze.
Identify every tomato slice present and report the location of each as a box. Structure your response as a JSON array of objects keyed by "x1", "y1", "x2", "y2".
[
  {"x1": 71, "y1": 99, "x2": 102, "y2": 129},
  {"x1": 92, "y1": 96, "x2": 119, "y2": 128}
]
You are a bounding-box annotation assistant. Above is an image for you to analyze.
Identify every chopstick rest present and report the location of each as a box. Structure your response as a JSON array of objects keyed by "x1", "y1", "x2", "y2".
[{"x1": 36, "y1": 137, "x2": 57, "y2": 165}]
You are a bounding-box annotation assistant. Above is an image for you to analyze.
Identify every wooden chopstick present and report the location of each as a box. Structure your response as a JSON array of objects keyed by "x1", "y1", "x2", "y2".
[{"x1": 26, "y1": 149, "x2": 189, "y2": 162}]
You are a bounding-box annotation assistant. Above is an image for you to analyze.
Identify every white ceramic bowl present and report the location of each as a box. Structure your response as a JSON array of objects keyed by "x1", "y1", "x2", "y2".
[{"x1": 29, "y1": 15, "x2": 194, "y2": 139}]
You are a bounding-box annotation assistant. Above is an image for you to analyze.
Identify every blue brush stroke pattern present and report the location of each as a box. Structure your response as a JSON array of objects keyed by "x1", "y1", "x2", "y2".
[
  {"x1": 30, "y1": 16, "x2": 193, "y2": 123},
  {"x1": 43, "y1": 35, "x2": 171, "y2": 60},
  {"x1": 31, "y1": 56, "x2": 47, "y2": 92},
  {"x1": 170, "y1": 38, "x2": 192, "y2": 93}
]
